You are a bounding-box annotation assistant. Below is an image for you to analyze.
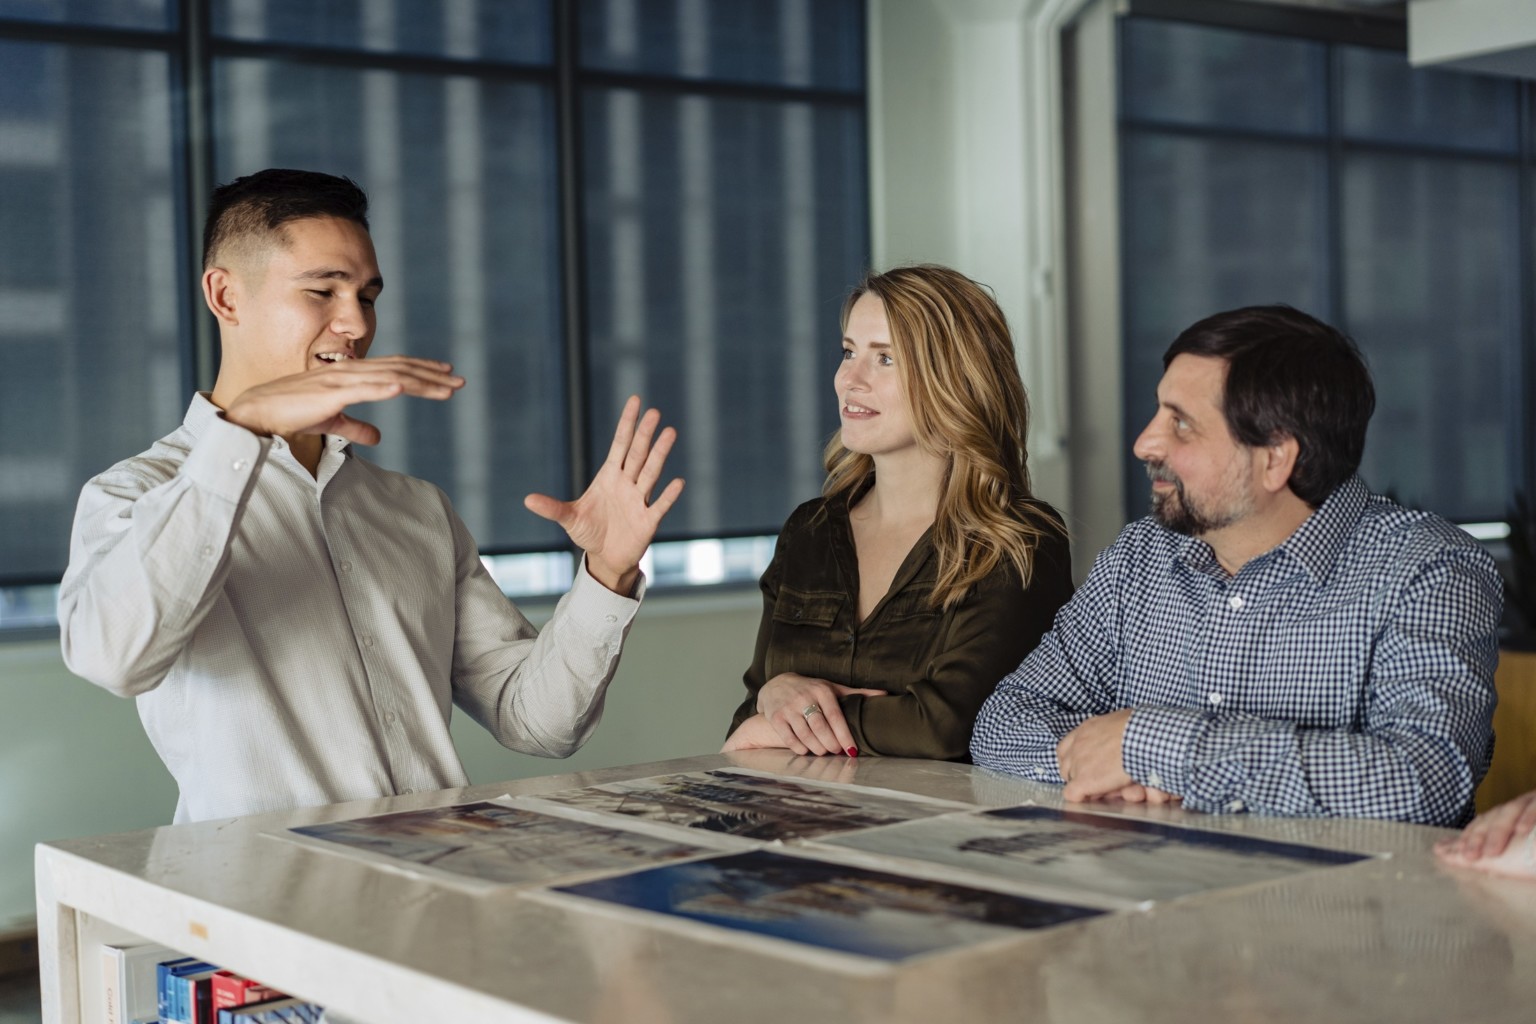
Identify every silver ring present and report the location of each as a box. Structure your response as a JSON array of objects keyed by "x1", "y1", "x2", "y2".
[{"x1": 802, "y1": 703, "x2": 822, "y2": 721}]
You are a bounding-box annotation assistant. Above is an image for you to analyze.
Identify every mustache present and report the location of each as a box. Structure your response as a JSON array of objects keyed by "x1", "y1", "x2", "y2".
[{"x1": 1145, "y1": 461, "x2": 1179, "y2": 485}]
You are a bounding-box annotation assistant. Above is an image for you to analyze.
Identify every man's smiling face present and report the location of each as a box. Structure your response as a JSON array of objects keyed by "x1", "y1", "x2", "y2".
[
  {"x1": 225, "y1": 215, "x2": 383, "y2": 385},
  {"x1": 1133, "y1": 353, "x2": 1265, "y2": 537}
]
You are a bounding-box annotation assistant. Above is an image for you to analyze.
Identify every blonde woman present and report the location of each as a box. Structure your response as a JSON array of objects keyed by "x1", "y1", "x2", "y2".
[{"x1": 723, "y1": 265, "x2": 1072, "y2": 760}]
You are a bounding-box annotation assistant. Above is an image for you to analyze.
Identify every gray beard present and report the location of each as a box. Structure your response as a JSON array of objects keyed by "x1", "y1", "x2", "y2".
[{"x1": 1148, "y1": 473, "x2": 1244, "y2": 536}]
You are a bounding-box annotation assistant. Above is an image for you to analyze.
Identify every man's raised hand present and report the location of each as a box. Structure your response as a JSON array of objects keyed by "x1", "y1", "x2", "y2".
[
  {"x1": 223, "y1": 356, "x2": 464, "y2": 446},
  {"x1": 524, "y1": 396, "x2": 684, "y2": 596}
]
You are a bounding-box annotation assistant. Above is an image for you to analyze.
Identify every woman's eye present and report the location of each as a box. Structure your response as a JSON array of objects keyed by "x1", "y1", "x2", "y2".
[{"x1": 878, "y1": 353, "x2": 894, "y2": 366}]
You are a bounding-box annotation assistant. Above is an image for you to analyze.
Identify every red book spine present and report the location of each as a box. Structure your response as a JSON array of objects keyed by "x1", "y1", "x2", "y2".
[{"x1": 210, "y1": 972, "x2": 281, "y2": 1012}]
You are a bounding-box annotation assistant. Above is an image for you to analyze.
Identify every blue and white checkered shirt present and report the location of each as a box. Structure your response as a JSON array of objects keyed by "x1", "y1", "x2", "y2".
[{"x1": 970, "y1": 476, "x2": 1502, "y2": 825}]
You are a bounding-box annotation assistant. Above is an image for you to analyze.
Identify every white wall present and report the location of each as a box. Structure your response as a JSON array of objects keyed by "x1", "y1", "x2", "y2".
[{"x1": 868, "y1": 0, "x2": 1130, "y2": 572}]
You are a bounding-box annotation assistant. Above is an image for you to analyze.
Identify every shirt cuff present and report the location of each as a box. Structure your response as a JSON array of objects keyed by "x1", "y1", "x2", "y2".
[
  {"x1": 183, "y1": 412, "x2": 270, "y2": 503},
  {"x1": 1123, "y1": 706, "x2": 1207, "y2": 795},
  {"x1": 568, "y1": 554, "x2": 645, "y2": 627}
]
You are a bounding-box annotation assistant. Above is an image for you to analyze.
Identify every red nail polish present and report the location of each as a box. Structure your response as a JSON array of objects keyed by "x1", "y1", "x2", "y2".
[{"x1": 846, "y1": 747, "x2": 858, "y2": 757}]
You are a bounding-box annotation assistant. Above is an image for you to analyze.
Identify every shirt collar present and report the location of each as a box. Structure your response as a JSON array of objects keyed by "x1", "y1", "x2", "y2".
[
  {"x1": 1166, "y1": 474, "x2": 1368, "y2": 585},
  {"x1": 184, "y1": 391, "x2": 224, "y2": 436},
  {"x1": 1274, "y1": 474, "x2": 1368, "y2": 584}
]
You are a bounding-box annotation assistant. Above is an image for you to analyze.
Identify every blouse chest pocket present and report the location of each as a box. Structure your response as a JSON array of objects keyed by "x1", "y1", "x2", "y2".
[
  {"x1": 881, "y1": 586, "x2": 939, "y2": 623},
  {"x1": 773, "y1": 587, "x2": 846, "y2": 629}
]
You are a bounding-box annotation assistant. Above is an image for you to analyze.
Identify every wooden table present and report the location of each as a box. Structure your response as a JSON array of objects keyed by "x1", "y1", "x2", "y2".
[{"x1": 36, "y1": 751, "x2": 1536, "y2": 1023}]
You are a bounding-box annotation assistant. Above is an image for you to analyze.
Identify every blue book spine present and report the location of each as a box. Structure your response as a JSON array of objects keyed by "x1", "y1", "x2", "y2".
[
  {"x1": 157, "y1": 958, "x2": 196, "y2": 1024},
  {"x1": 165, "y1": 962, "x2": 216, "y2": 1024}
]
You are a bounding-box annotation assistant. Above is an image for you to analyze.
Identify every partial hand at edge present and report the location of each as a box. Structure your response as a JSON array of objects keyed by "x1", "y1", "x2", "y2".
[
  {"x1": 1436, "y1": 789, "x2": 1536, "y2": 865},
  {"x1": 223, "y1": 356, "x2": 464, "y2": 446},
  {"x1": 524, "y1": 396, "x2": 684, "y2": 596}
]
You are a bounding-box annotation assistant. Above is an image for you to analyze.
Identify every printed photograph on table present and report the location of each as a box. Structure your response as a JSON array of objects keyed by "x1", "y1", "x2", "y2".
[
  {"x1": 819, "y1": 806, "x2": 1373, "y2": 907},
  {"x1": 518, "y1": 769, "x2": 967, "y2": 842},
  {"x1": 278, "y1": 801, "x2": 714, "y2": 889},
  {"x1": 551, "y1": 849, "x2": 1105, "y2": 963}
]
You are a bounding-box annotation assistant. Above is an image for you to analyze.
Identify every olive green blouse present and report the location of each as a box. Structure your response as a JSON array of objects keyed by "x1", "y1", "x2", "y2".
[{"x1": 728, "y1": 490, "x2": 1073, "y2": 760}]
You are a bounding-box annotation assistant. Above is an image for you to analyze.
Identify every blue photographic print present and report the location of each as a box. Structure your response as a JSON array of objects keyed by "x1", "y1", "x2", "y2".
[{"x1": 553, "y1": 849, "x2": 1103, "y2": 962}]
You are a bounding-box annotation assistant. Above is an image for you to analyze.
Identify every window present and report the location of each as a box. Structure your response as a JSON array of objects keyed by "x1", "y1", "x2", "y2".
[
  {"x1": 0, "y1": 0, "x2": 869, "y2": 630},
  {"x1": 1118, "y1": 11, "x2": 1530, "y2": 527}
]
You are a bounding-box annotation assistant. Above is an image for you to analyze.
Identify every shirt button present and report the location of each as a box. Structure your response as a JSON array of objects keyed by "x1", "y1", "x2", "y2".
[
  {"x1": 339, "y1": 560, "x2": 352, "y2": 573},
  {"x1": 1147, "y1": 772, "x2": 1163, "y2": 789},
  {"x1": 362, "y1": 636, "x2": 375, "y2": 648},
  {"x1": 385, "y1": 711, "x2": 396, "y2": 724},
  {"x1": 200, "y1": 545, "x2": 214, "y2": 558},
  {"x1": 1227, "y1": 799, "x2": 1246, "y2": 812},
  {"x1": 231, "y1": 459, "x2": 247, "y2": 471},
  {"x1": 1228, "y1": 595, "x2": 1244, "y2": 610},
  {"x1": 401, "y1": 788, "x2": 414, "y2": 795},
  {"x1": 1208, "y1": 692, "x2": 1224, "y2": 705},
  {"x1": 605, "y1": 614, "x2": 617, "y2": 624}
]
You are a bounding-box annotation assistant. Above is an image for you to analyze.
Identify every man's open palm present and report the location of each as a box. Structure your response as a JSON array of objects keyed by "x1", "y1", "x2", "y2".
[{"x1": 524, "y1": 396, "x2": 684, "y2": 595}]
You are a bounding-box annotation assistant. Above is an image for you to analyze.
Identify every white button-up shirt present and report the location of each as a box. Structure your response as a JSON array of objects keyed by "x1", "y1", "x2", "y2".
[{"x1": 60, "y1": 394, "x2": 641, "y2": 823}]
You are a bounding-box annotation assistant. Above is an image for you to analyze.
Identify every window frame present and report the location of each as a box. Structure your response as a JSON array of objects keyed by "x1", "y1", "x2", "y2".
[
  {"x1": 0, "y1": 2, "x2": 870, "y2": 628},
  {"x1": 1114, "y1": 0, "x2": 1536, "y2": 531}
]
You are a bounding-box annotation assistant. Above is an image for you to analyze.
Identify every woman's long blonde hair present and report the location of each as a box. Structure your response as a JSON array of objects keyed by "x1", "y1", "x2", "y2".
[{"x1": 824, "y1": 264, "x2": 1060, "y2": 609}]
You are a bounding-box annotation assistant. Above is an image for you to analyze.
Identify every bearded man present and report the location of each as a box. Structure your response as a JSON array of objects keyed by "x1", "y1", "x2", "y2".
[{"x1": 971, "y1": 305, "x2": 1500, "y2": 826}]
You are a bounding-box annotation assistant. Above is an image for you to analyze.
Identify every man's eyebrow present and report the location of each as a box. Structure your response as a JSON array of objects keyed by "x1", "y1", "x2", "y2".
[
  {"x1": 294, "y1": 268, "x2": 385, "y2": 289},
  {"x1": 1162, "y1": 400, "x2": 1195, "y2": 423}
]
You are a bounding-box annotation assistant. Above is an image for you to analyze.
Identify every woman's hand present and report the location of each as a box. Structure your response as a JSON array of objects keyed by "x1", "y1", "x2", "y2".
[
  {"x1": 1436, "y1": 790, "x2": 1536, "y2": 869},
  {"x1": 753, "y1": 673, "x2": 887, "y2": 756},
  {"x1": 721, "y1": 714, "x2": 780, "y2": 752}
]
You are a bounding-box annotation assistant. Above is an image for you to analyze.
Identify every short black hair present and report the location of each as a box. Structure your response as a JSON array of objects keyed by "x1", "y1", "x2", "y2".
[
  {"x1": 1163, "y1": 305, "x2": 1375, "y2": 508},
  {"x1": 202, "y1": 168, "x2": 369, "y2": 270}
]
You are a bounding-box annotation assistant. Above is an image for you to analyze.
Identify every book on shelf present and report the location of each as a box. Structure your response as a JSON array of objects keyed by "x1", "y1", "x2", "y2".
[
  {"x1": 211, "y1": 970, "x2": 283, "y2": 1012},
  {"x1": 100, "y1": 941, "x2": 175, "y2": 1024},
  {"x1": 157, "y1": 957, "x2": 217, "y2": 1024},
  {"x1": 216, "y1": 995, "x2": 325, "y2": 1022}
]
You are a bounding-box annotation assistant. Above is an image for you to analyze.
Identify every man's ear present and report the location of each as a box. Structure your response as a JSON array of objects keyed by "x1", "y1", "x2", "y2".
[
  {"x1": 1258, "y1": 435, "x2": 1300, "y2": 495},
  {"x1": 202, "y1": 266, "x2": 240, "y2": 326}
]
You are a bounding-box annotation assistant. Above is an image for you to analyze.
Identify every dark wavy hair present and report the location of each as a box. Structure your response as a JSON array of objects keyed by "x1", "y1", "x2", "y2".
[
  {"x1": 203, "y1": 168, "x2": 369, "y2": 270},
  {"x1": 1163, "y1": 304, "x2": 1374, "y2": 508}
]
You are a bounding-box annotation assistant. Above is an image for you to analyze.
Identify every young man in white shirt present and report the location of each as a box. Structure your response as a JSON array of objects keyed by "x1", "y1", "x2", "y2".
[{"x1": 60, "y1": 168, "x2": 684, "y2": 823}]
